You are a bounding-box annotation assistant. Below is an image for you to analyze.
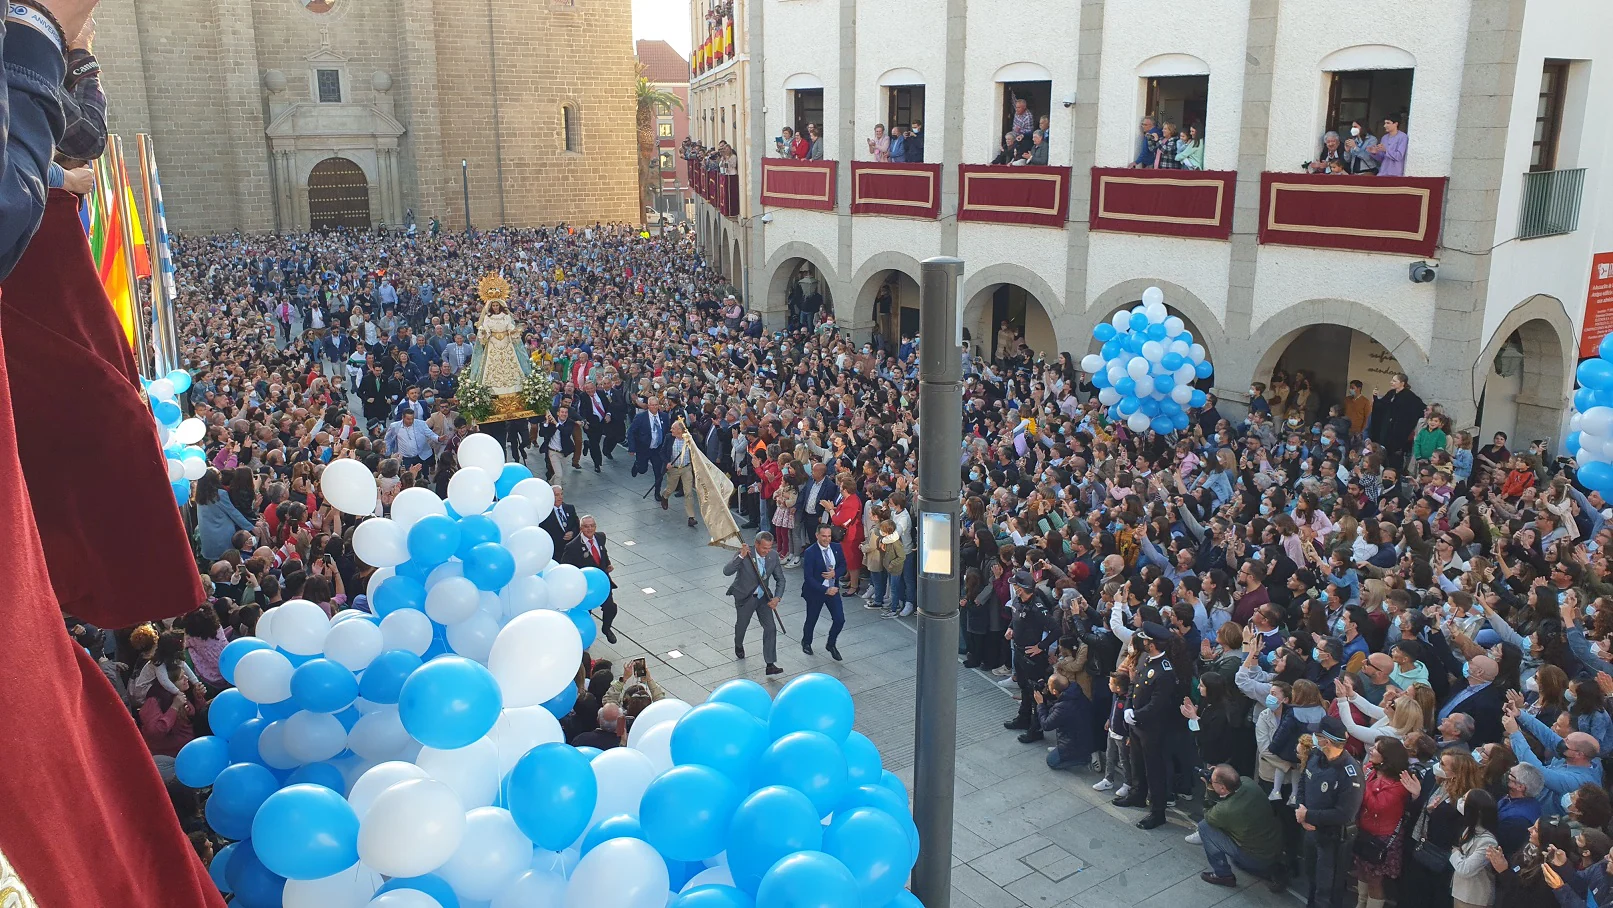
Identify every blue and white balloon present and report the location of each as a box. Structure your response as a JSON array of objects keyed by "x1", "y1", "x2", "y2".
[{"x1": 1085, "y1": 286, "x2": 1213, "y2": 435}]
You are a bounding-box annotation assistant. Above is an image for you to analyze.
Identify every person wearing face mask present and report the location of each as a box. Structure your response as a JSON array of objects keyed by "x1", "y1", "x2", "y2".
[
  {"x1": 1343, "y1": 121, "x2": 1380, "y2": 175},
  {"x1": 1294, "y1": 717, "x2": 1363, "y2": 908},
  {"x1": 1503, "y1": 701, "x2": 1603, "y2": 817}
]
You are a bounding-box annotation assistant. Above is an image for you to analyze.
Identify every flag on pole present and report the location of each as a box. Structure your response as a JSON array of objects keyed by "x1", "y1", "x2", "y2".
[
  {"x1": 676, "y1": 419, "x2": 742, "y2": 549},
  {"x1": 86, "y1": 154, "x2": 140, "y2": 349},
  {"x1": 143, "y1": 145, "x2": 178, "y2": 308}
]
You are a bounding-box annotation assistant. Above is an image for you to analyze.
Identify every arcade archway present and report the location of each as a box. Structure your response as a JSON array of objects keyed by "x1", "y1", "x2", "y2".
[{"x1": 962, "y1": 283, "x2": 1056, "y2": 365}]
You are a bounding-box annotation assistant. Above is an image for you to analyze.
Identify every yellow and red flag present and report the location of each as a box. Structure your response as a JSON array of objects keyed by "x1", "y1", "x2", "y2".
[{"x1": 85, "y1": 151, "x2": 150, "y2": 350}]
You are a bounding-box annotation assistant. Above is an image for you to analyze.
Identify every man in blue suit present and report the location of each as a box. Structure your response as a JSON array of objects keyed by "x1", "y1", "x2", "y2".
[
  {"x1": 628, "y1": 396, "x2": 672, "y2": 498},
  {"x1": 799, "y1": 524, "x2": 847, "y2": 661}
]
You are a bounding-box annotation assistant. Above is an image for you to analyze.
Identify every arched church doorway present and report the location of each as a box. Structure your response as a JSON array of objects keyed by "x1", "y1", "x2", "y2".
[
  {"x1": 307, "y1": 157, "x2": 371, "y2": 230},
  {"x1": 963, "y1": 283, "x2": 1056, "y2": 366},
  {"x1": 1257, "y1": 324, "x2": 1402, "y2": 430}
]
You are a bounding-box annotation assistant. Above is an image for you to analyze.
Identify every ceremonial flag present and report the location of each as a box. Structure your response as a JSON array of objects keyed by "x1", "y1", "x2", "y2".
[
  {"x1": 677, "y1": 420, "x2": 742, "y2": 549},
  {"x1": 85, "y1": 153, "x2": 142, "y2": 349},
  {"x1": 142, "y1": 143, "x2": 178, "y2": 312}
]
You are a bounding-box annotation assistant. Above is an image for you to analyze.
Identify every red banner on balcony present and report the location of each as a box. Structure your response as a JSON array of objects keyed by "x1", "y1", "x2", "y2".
[
  {"x1": 761, "y1": 159, "x2": 836, "y2": 211},
  {"x1": 1089, "y1": 168, "x2": 1236, "y2": 240},
  {"x1": 850, "y1": 162, "x2": 941, "y2": 219},
  {"x1": 1258, "y1": 173, "x2": 1446, "y2": 257},
  {"x1": 957, "y1": 165, "x2": 1069, "y2": 228}
]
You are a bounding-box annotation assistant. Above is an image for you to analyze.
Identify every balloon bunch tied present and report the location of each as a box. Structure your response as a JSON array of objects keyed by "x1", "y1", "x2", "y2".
[
  {"x1": 176, "y1": 432, "x2": 925, "y2": 908},
  {"x1": 145, "y1": 369, "x2": 208, "y2": 505},
  {"x1": 1568, "y1": 336, "x2": 1613, "y2": 498},
  {"x1": 1078, "y1": 286, "x2": 1213, "y2": 435}
]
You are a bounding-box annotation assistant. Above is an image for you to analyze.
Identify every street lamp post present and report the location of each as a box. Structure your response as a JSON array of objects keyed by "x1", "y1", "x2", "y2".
[
  {"x1": 461, "y1": 159, "x2": 471, "y2": 231},
  {"x1": 911, "y1": 255, "x2": 964, "y2": 908}
]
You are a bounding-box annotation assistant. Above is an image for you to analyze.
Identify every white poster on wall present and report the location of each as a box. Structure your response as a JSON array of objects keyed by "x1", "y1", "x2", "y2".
[{"x1": 1346, "y1": 330, "x2": 1404, "y2": 396}]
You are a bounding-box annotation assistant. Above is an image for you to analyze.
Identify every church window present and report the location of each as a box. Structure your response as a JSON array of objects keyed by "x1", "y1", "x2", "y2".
[
  {"x1": 316, "y1": 69, "x2": 342, "y2": 103},
  {"x1": 563, "y1": 105, "x2": 581, "y2": 152}
]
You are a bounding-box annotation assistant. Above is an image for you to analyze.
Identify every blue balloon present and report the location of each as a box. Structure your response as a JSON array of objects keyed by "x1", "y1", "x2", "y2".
[
  {"x1": 541, "y1": 681, "x2": 579, "y2": 718},
  {"x1": 885, "y1": 890, "x2": 924, "y2": 908},
  {"x1": 1158, "y1": 398, "x2": 1182, "y2": 417},
  {"x1": 463, "y1": 542, "x2": 516, "y2": 591},
  {"x1": 227, "y1": 716, "x2": 268, "y2": 765},
  {"x1": 1599, "y1": 334, "x2": 1613, "y2": 362},
  {"x1": 757, "y1": 731, "x2": 849, "y2": 817},
  {"x1": 250, "y1": 784, "x2": 360, "y2": 880},
  {"x1": 220, "y1": 637, "x2": 271, "y2": 685},
  {"x1": 727, "y1": 786, "x2": 825, "y2": 893},
  {"x1": 756, "y1": 851, "x2": 860, "y2": 908},
  {"x1": 1180, "y1": 329, "x2": 1194, "y2": 344},
  {"x1": 1576, "y1": 387, "x2": 1599, "y2": 412},
  {"x1": 671, "y1": 702, "x2": 769, "y2": 783},
  {"x1": 708, "y1": 679, "x2": 772, "y2": 721},
  {"x1": 1100, "y1": 339, "x2": 1122, "y2": 360},
  {"x1": 1089, "y1": 370, "x2": 1111, "y2": 390},
  {"x1": 1092, "y1": 322, "x2": 1117, "y2": 342},
  {"x1": 455, "y1": 516, "x2": 502, "y2": 561},
  {"x1": 373, "y1": 575, "x2": 428, "y2": 618},
  {"x1": 1145, "y1": 322, "x2": 1167, "y2": 341},
  {"x1": 224, "y1": 841, "x2": 285, "y2": 908},
  {"x1": 172, "y1": 480, "x2": 191, "y2": 506},
  {"x1": 398, "y1": 655, "x2": 502, "y2": 749},
  {"x1": 836, "y1": 785, "x2": 918, "y2": 855},
  {"x1": 167, "y1": 369, "x2": 193, "y2": 393},
  {"x1": 569, "y1": 606, "x2": 598, "y2": 650},
  {"x1": 208, "y1": 762, "x2": 279, "y2": 840},
  {"x1": 1125, "y1": 332, "x2": 1145, "y2": 354},
  {"x1": 824, "y1": 808, "x2": 914, "y2": 908},
  {"x1": 210, "y1": 841, "x2": 239, "y2": 893},
  {"x1": 1160, "y1": 352, "x2": 1185, "y2": 372},
  {"x1": 1579, "y1": 460, "x2": 1613, "y2": 492},
  {"x1": 1155, "y1": 373, "x2": 1175, "y2": 393},
  {"x1": 1117, "y1": 396, "x2": 1140, "y2": 416},
  {"x1": 290, "y1": 658, "x2": 359, "y2": 713},
  {"x1": 841, "y1": 731, "x2": 883, "y2": 788},
  {"x1": 210, "y1": 688, "x2": 257, "y2": 740},
  {"x1": 1128, "y1": 311, "x2": 1149, "y2": 332},
  {"x1": 1582, "y1": 358, "x2": 1613, "y2": 391},
  {"x1": 671, "y1": 886, "x2": 756, "y2": 908},
  {"x1": 1114, "y1": 377, "x2": 1136, "y2": 398},
  {"x1": 769, "y1": 673, "x2": 854, "y2": 742},
  {"x1": 581, "y1": 814, "x2": 645, "y2": 856},
  {"x1": 1194, "y1": 359, "x2": 1214, "y2": 379},
  {"x1": 395, "y1": 559, "x2": 433, "y2": 583},
  {"x1": 575, "y1": 745, "x2": 603, "y2": 759},
  {"x1": 286, "y1": 761, "x2": 345, "y2": 791},
  {"x1": 1566, "y1": 431, "x2": 1583, "y2": 455},
  {"x1": 154, "y1": 398, "x2": 182, "y2": 426},
  {"x1": 407, "y1": 514, "x2": 462, "y2": 567},
  {"x1": 1189, "y1": 389, "x2": 1208, "y2": 408},
  {"x1": 496, "y1": 463, "x2": 534, "y2": 498},
  {"x1": 335, "y1": 706, "x2": 362, "y2": 731},
  {"x1": 358, "y1": 649, "x2": 422, "y2": 704},
  {"x1": 176, "y1": 735, "x2": 231, "y2": 788},
  {"x1": 581, "y1": 566, "x2": 612, "y2": 609},
  {"x1": 1139, "y1": 398, "x2": 1160, "y2": 417},
  {"x1": 667, "y1": 859, "x2": 706, "y2": 891},
  {"x1": 258, "y1": 696, "x2": 298, "y2": 721},
  {"x1": 641, "y1": 764, "x2": 744, "y2": 861},
  {"x1": 505, "y1": 742, "x2": 598, "y2": 850},
  {"x1": 877, "y1": 771, "x2": 908, "y2": 804},
  {"x1": 377, "y1": 874, "x2": 461, "y2": 908}
]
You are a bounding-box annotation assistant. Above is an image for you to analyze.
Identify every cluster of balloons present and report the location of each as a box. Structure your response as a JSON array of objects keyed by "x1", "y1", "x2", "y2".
[
  {"x1": 146, "y1": 369, "x2": 208, "y2": 505},
  {"x1": 1078, "y1": 287, "x2": 1213, "y2": 435},
  {"x1": 177, "y1": 430, "x2": 925, "y2": 908},
  {"x1": 1568, "y1": 335, "x2": 1613, "y2": 498}
]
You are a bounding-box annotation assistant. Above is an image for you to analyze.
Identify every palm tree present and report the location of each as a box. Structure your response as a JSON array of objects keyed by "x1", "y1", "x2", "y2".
[{"x1": 636, "y1": 64, "x2": 684, "y2": 220}]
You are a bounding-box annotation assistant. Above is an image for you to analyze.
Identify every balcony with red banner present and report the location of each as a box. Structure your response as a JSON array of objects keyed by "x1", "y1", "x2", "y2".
[
  {"x1": 761, "y1": 159, "x2": 837, "y2": 212},
  {"x1": 1088, "y1": 168, "x2": 1236, "y2": 241},
  {"x1": 1258, "y1": 173, "x2": 1447, "y2": 257},
  {"x1": 956, "y1": 165, "x2": 1069, "y2": 228},
  {"x1": 690, "y1": 168, "x2": 739, "y2": 218},
  {"x1": 850, "y1": 162, "x2": 941, "y2": 219}
]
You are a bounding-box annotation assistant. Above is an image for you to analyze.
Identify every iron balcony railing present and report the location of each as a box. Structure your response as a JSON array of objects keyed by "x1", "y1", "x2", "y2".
[{"x1": 1517, "y1": 167, "x2": 1586, "y2": 240}]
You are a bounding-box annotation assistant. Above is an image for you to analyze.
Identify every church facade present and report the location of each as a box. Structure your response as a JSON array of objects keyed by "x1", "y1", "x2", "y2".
[{"x1": 93, "y1": 0, "x2": 640, "y2": 233}]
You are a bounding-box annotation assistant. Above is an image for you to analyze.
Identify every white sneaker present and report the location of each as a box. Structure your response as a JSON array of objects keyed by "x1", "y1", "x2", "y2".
[
  {"x1": 1184, "y1": 830, "x2": 1202, "y2": 845},
  {"x1": 1092, "y1": 778, "x2": 1114, "y2": 791},
  {"x1": 899, "y1": 603, "x2": 915, "y2": 617},
  {"x1": 1115, "y1": 784, "x2": 1132, "y2": 799},
  {"x1": 996, "y1": 676, "x2": 1019, "y2": 689}
]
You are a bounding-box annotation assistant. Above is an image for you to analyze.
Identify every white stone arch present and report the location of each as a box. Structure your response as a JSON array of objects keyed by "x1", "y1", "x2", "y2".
[
  {"x1": 992, "y1": 62, "x2": 1054, "y2": 84},
  {"x1": 877, "y1": 67, "x2": 926, "y2": 87},
  {"x1": 1078, "y1": 279, "x2": 1227, "y2": 369},
  {"x1": 849, "y1": 252, "x2": 925, "y2": 330},
  {"x1": 1474, "y1": 295, "x2": 1575, "y2": 447},
  {"x1": 1318, "y1": 44, "x2": 1418, "y2": 72},
  {"x1": 1241, "y1": 298, "x2": 1431, "y2": 418},
  {"x1": 961, "y1": 263, "x2": 1064, "y2": 361},
  {"x1": 1135, "y1": 53, "x2": 1211, "y2": 78},
  {"x1": 782, "y1": 72, "x2": 825, "y2": 91},
  {"x1": 764, "y1": 241, "x2": 838, "y2": 320}
]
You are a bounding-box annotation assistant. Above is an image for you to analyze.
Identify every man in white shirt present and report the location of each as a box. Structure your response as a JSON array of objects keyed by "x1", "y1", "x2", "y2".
[
  {"x1": 385, "y1": 410, "x2": 444, "y2": 477},
  {"x1": 659, "y1": 422, "x2": 699, "y2": 527}
]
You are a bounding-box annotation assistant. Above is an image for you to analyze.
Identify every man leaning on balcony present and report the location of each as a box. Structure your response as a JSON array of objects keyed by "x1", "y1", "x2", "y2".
[
  {"x1": 1368, "y1": 113, "x2": 1408, "y2": 177},
  {"x1": 1130, "y1": 117, "x2": 1163, "y2": 168}
]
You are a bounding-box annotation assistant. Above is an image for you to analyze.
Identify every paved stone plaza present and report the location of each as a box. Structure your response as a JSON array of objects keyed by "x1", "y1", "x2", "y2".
[{"x1": 549, "y1": 455, "x2": 1304, "y2": 908}]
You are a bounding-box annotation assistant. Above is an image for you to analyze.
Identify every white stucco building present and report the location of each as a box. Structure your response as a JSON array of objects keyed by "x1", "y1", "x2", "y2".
[{"x1": 692, "y1": 0, "x2": 1613, "y2": 448}]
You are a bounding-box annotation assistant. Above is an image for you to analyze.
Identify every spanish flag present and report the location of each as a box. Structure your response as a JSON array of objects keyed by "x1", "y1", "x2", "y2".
[{"x1": 85, "y1": 150, "x2": 150, "y2": 351}]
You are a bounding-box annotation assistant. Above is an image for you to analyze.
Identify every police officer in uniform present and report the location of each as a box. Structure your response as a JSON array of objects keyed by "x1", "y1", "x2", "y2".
[
  {"x1": 1115, "y1": 622, "x2": 1183, "y2": 829},
  {"x1": 1002, "y1": 570, "x2": 1057, "y2": 743},
  {"x1": 1296, "y1": 716, "x2": 1363, "y2": 908}
]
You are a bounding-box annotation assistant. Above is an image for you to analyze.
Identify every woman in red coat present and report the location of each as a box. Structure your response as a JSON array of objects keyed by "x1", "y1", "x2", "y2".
[
  {"x1": 1353, "y1": 738, "x2": 1417, "y2": 905},
  {"x1": 831, "y1": 476, "x2": 865, "y2": 595}
]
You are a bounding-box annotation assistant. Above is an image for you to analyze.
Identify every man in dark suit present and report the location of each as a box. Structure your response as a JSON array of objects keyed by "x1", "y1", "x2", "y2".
[
  {"x1": 799, "y1": 524, "x2": 847, "y2": 661},
  {"x1": 600, "y1": 375, "x2": 630, "y2": 461},
  {"x1": 570, "y1": 703, "x2": 624, "y2": 750},
  {"x1": 578, "y1": 379, "x2": 609, "y2": 473},
  {"x1": 357, "y1": 363, "x2": 396, "y2": 429},
  {"x1": 562, "y1": 514, "x2": 619, "y2": 644},
  {"x1": 628, "y1": 396, "x2": 672, "y2": 498},
  {"x1": 1431, "y1": 651, "x2": 1506, "y2": 746},
  {"x1": 724, "y1": 532, "x2": 786, "y2": 674},
  {"x1": 796, "y1": 461, "x2": 839, "y2": 532},
  {"x1": 539, "y1": 483, "x2": 580, "y2": 561}
]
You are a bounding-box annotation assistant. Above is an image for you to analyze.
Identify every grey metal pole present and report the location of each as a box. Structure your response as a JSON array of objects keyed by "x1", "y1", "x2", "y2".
[
  {"x1": 911, "y1": 255, "x2": 964, "y2": 908},
  {"x1": 461, "y1": 159, "x2": 471, "y2": 231}
]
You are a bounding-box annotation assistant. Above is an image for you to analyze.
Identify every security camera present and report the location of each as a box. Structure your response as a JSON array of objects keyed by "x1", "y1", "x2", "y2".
[
  {"x1": 1061, "y1": 92, "x2": 1076, "y2": 108},
  {"x1": 760, "y1": 213, "x2": 773, "y2": 224},
  {"x1": 1408, "y1": 261, "x2": 1437, "y2": 284}
]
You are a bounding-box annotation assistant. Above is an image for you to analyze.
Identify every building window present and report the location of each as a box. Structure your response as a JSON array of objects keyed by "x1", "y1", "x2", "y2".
[
  {"x1": 1000, "y1": 80, "x2": 1050, "y2": 141},
  {"x1": 790, "y1": 88, "x2": 823, "y2": 142},
  {"x1": 562, "y1": 104, "x2": 580, "y2": 152},
  {"x1": 1532, "y1": 60, "x2": 1569, "y2": 172},
  {"x1": 658, "y1": 151, "x2": 674, "y2": 171},
  {"x1": 316, "y1": 68, "x2": 342, "y2": 103},
  {"x1": 886, "y1": 85, "x2": 925, "y2": 130},
  {"x1": 658, "y1": 122, "x2": 674, "y2": 138},
  {"x1": 1325, "y1": 69, "x2": 1413, "y2": 138},
  {"x1": 1144, "y1": 76, "x2": 1207, "y2": 135}
]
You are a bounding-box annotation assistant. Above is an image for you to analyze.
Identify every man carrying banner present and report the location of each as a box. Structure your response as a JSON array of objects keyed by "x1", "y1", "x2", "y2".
[
  {"x1": 675, "y1": 418, "x2": 743, "y2": 549},
  {"x1": 660, "y1": 420, "x2": 699, "y2": 527}
]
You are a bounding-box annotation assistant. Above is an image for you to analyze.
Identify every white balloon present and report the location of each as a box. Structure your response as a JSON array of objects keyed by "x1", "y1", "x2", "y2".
[
  {"x1": 285, "y1": 710, "x2": 349, "y2": 763},
  {"x1": 1097, "y1": 387, "x2": 1121, "y2": 406},
  {"x1": 1175, "y1": 364, "x2": 1196, "y2": 385},
  {"x1": 1141, "y1": 286, "x2": 1165, "y2": 307},
  {"x1": 174, "y1": 417, "x2": 207, "y2": 445},
  {"x1": 348, "y1": 708, "x2": 413, "y2": 762},
  {"x1": 439, "y1": 807, "x2": 534, "y2": 902},
  {"x1": 491, "y1": 495, "x2": 541, "y2": 538},
  {"x1": 478, "y1": 591, "x2": 505, "y2": 620},
  {"x1": 256, "y1": 608, "x2": 282, "y2": 648},
  {"x1": 367, "y1": 567, "x2": 396, "y2": 602},
  {"x1": 426, "y1": 560, "x2": 465, "y2": 588},
  {"x1": 426, "y1": 576, "x2": 482, "y2": 625},
  {"x1": 283, "y1": 863, "x2": 383, "y2": 908},
  {"x1": 448, "y1": 467, "x2": 496, "y2": 517},
  {"x1": 277, "y1": 598, "x2": 333, "y2": 656},
  {"x1": 368, "y1": 888, "x2": 444, "y2": 908},
  {"x1": 322, "y1": 459, "x2": 380, "y2": 517},
  {"x1": 626, "y1": 700, "x2": 691, "y2": 748},
  {"x1": 1133, "y1": 374, "x2": 1155, "y2": 399},
  {"x1": 679, "y1": 866, "x2": 735, "y2": 892},
  {"x1": 545, "y1": 564, "x2": 588, "y2": 611},
  {"x1": 353, "y1": 697, "x2": 388, "y2": 715},
  {"x1": 348, "y1": 760, "x2": 431, "y2": 820},
  {"x1": 1163, "y1": 315, "x2": 1185, "y2": 337},
  {"x1": 1171, "y1": 384, "x2": 1195, "y2": 405},
  {"x1": 503, "y1": 527, "x2": 555, "y2": 577},
  {"x1": 358, "y1": 778, "x2": 466, "y2": 878},
  {"x1": 501, "y1": 574, "x2": 551, "y2": 617},
  {"x1": 1127, "y1": 412, "x2": 1151, "y2": 433},
  {"x1": 1570, "y1": 412, "x2": 1584, "y2": 433},
  {"x1": 354, "y1": 518, "x2": 408, "y2": 568},
  {"x1": 1144, "y1": 301, "x2": 1167, "y2": 323},
  {"x1": 488, "y1": 706, "x2": 565, "y2": 774},
  {"x1": 1168, "y1": 339, "x2": 1191, "y2": 356},
  {"x1": 148, "y1": 377, "x2": 176, "y2": 400},
  {"x1": 632, "y1": 721, "x2": 674, "y2": 776},
  {"x1": 489, "y1": 611, "x2": 583, "y2": 708},
  {"x1": 234, "y1": 648, "x2": 293, "y2": 705},
  {"x1": 417, "y1": 737, "x2": 502, "y2": 809},
  {"x1": 458, "y1": 433, "x2": 507, "y2": 475},
  {"x1": 1106, "y1": 364, "x2": 1125, "y2": 387},
  {"x1": 495, "y1": 870, "x2": 567, "y2": 908},
  {"x1": 446, "y1": 612, "x2": 501, "y2": 663},
  {"x1": 391, "y1": 487, "x2": 448, "y2": 532},
  {"x1": 588, "y1": 748, "x2": 658, "y2": 826},
  {"x1": 1110, "y1": 310, "x2": 1131, "y2": 332},
  {"x1": 257, "y1": 720, "x2": 301, "y2": 770},
  {"x1": 1189, "y1": 343, "x2": 1207, "y2": 363},
  {"x1": 565, "y1": 836, "x2": 669, "y2": 908},
  {"x1": 1582, "y1": 407, "x2": 1613, "y2": 438},
  {"x1": 511, "y1": 477, "x2": 556, "y2": 523},
  {"x1": 1126, "y1": 357, "x2": 1149, "y2": 381},
  {"x1": 1079, "y1": 354, "x2": 1104, "y2": 374},
  {"x1": 326, "y1": 617, "x2": 385, "y2": 672},
  {"x1": 380, "y1": 608, "x2": 433, "y2": 656},
  {"x1": 166, "y1": 458, "x2": 185, "y2": 482},
  {"x1": 1140, "y1": 341, "x2": 1164, "y2": 363},
  {"x1": 182, "y1": 456, "x2": 207, "y2": 481}
]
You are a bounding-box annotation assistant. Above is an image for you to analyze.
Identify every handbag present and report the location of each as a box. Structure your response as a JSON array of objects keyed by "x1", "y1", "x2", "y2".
[
  {"x1": 1352, "y1": 832, "x2": 1393, "y2": 864},
  {"x1": 831, "y1": 525, "x2": 846, "y2": 543}
]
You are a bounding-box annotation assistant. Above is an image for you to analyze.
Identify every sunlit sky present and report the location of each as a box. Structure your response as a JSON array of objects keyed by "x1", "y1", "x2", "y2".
[{"x1": 634, "y1": 0, "x2": 693, "y2": 59}]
